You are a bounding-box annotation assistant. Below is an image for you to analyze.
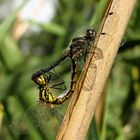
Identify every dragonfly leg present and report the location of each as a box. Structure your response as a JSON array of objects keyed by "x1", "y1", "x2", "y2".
[{"x1": 51, "y1": 82, "x2": 67, "y2": 90}]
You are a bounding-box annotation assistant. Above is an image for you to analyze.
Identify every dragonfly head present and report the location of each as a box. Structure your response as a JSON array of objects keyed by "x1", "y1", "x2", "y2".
[
  {"x1": 32, "y1": 74, "x2": 46, "y2": 86},
  {"x1": 86, "y1": 29, "x2": 96, "y2": 42}
]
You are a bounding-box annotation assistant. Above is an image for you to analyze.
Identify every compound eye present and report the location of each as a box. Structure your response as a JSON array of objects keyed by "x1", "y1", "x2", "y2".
[
  {"x1": 86, "y1": 29, "x2": 92, "y2": 35},
  {"x1": 87, "y1": 29, "x2": 96, "y2": 36}
]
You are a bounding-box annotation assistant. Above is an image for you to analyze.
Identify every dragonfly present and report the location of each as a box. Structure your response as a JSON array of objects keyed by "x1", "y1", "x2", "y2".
[
  {"x1": 34, "y1": 58, "x2": 78, "y2": 105},
  {"x1": 32, "y1": 27, "x2": 106, "y2": 96},
  {"x1": 31, "y1": 28, "x2": 99, "y2": 79},
  {"x1": 10, "y1": 58, "x2": 78, "y2": 139}
]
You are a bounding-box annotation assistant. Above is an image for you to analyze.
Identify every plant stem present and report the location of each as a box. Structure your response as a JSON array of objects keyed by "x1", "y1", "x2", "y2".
[{"x1": 57, "y1": 0, "x2": 136, "y2": 139}]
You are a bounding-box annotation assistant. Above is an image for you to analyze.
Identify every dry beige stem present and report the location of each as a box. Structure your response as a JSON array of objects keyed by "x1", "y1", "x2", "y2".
[{"x1": 57, "y1": 0, "x2": 136, "y2": 139}]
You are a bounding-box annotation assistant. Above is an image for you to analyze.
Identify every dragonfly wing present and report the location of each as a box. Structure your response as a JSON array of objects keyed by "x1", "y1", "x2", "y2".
[
  {"x1": 82, "y1": 47, "x2": 103, "y2": 91},
  {"x1": 9, "y1": 103, "x2": 64, "y2": 139}
]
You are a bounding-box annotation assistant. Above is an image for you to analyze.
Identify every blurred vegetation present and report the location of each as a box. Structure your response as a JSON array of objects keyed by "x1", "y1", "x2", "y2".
[{"x1": 0, "y1": 0, "x2": 140, "y2": 140}]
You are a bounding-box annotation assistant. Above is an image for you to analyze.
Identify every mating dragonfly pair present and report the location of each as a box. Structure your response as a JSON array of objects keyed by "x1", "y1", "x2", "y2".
[
  {"x1": 32, "y1": 12, "x2": 123, "y2": 106},
  {"x1": 31, "y1": 28, "x2": 98, "y2": 105},
  {"x1": 10, "y1": 12, "x2": 114, "y2": 138}
]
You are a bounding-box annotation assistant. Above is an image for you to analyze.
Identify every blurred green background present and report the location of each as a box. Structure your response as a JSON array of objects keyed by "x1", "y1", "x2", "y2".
[{"x1": 0, "y1": 0, "x2": 140, "y2": 140}]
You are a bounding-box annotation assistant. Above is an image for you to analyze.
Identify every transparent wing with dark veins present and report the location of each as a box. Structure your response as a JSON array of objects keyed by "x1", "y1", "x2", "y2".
[{"x1": 10, "y1": 102, "x2": 64, "y2": 139}]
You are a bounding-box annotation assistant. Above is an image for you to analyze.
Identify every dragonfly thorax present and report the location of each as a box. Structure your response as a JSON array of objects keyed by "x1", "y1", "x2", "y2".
[{"x1": 70, "y1": 37, "x2": 86, "y2": 60}]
